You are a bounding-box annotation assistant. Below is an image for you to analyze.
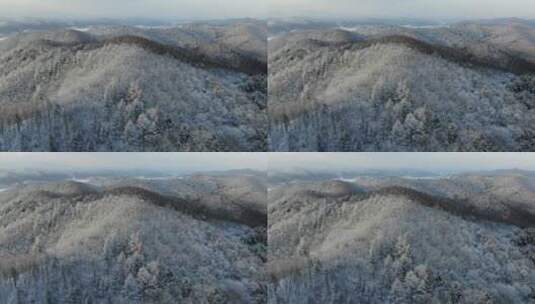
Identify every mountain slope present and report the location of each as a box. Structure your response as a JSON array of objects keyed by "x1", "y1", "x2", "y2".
[
  {"x1": 0, "y1": 21, "x2": 267, "y2": 152},
  {"x1": 269, "y1": 28, "x2": 535, "y2": 151},
  {"x1": 268, "y1": 180, "x2": 535, "y2": 303},
  {"x1": 350, "y1": 171, "x2": 535, "y2": 220},
  {"x1": 0, "y1": 180, "x2": 267, "y2": 303}
]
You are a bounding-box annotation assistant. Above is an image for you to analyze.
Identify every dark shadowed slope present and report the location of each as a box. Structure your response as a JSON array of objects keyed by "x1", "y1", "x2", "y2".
[
  {"x1": 373, "y1": 186, "x2": 535, "y2": 228},
  {"x1": 106, "y1": 186, "x2": 267, "y2": 227},
  {"x1": 355, "y1": 35, "x2": 535, "y2": 75},
  {"x1": 33, "y1": 34, "x2": 266, "y2": 75}
]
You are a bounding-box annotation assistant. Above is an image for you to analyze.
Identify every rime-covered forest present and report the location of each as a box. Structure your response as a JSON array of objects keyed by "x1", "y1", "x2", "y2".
[
  {"x1": 0, "y1": 171, "x2": 267, "y2": 303},
  {"x1": 269, "y1": 18, "x2": 535, "y2": 151},
  {"x1": 0, "y1": 20, "x2": 267, "y2": 151},
  {"x1": 268, "y1": 170, "x2": 535, "y2": 303}
]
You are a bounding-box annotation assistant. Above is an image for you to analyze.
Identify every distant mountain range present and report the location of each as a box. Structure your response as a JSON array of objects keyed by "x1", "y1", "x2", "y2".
[{"x1": 268, "y1": 17, "x2": 535, "y2": 36}]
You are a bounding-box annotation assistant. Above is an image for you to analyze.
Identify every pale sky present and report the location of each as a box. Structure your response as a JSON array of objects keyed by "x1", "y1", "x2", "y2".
[
  {"x1": 269, "y1": 0, "x2": 535, "y2": 20},
  {"x1": 0, "y1": 153, "x2": 267, "y2": 172},
  {"x1": 0, "y1": 0, "x2": 267, "y2": 20},
  {"x1": 269, "y1": 153, "x2": 535, "y2": 172},
  {"x1": 2, "y1": 153, "x2": 535, "y2": 175},
  {"x1": 0, "y1": 0, "x2": 530, "y2": 21}
]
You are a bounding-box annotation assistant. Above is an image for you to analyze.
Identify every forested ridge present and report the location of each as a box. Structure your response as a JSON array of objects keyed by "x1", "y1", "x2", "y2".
[
  {"x1": 0, "y1": 174, "x2": 267, "y2": 303},
  {"x1": 280, "y1": 35, "x2": 535, "y2": 75},
  {"x1": 0, "y1": 21, "x2": 267, "y2": 152},
  {"x1": 268, "y1": 173, "x2": 535, "y2": 303},
  {"x1": 269, "y1": 24, "x2": 535, "y2": 152},
  {"x1": 30, "y1": 34, "x2": 267, "y2": 75}
]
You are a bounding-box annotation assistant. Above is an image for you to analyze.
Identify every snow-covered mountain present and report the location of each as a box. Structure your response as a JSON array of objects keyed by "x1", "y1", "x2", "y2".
[
  {"x1": 268, "y1": 171, "x2": 535, "y2": 303},
  {"x1": 0, "y1": 19, "x2": 267, "y2": 151},
  {"x1": 268, "y1": 19, "x2": 535, "y2": 151},
  {"x1": 0, "y1": 172, "x2": 267, "y2": 303}
]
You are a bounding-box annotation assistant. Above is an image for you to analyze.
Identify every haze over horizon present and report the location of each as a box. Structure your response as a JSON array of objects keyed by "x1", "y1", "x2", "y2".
[
  {"x1": 0, "y1": 0, "x2": 267, "y2": 20},
  {"x1": 0, "y1": 153, "x2": 268, "y2": 173},
  {"x1": 268, "y1": 153, "x2": 535, "y2": 173},
  {"x1": 269, "y1": 0, "x2": 535, "y2": 21}
]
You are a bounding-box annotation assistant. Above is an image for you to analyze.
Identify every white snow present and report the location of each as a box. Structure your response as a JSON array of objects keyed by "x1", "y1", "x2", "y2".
[
  {"x1": 71, "y1": 178, "x2": 91, "y2": 183},
  {"x1": 401, "y1": 175, "x2": 450, "y2": 180},
  {"x1": 134, "y1": 25, "x2": 176, "y2": 29},
  {"x1": 338, "y1": 26, "x2": 359, "y2": 32},
  {"x1": 400, "y1": 24, "x2": 450, "y2": 29},
  {"x1": 137, "y1": 176, "x2": 181, "y2": 181},
  {"x1": 335, "y1": 177, "x2": 357, "y2": 182},
  {"x1": 69, "y1": 27, "x2": 91, "y2": 32}
]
